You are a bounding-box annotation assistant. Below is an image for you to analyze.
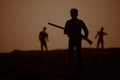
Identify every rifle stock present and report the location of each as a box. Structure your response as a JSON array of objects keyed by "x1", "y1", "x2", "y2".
[{"x1": 48, "y1": 22, "x2": 93, "y2": 45}]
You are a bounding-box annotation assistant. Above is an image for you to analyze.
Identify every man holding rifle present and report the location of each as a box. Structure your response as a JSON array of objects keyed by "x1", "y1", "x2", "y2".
[{"x1": 64, "y1": 8, "x2": 89, "y2": 70}]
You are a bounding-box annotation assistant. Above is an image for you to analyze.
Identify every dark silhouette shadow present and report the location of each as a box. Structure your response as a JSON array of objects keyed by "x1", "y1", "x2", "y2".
[
  {"x1": 95, "y1": 27, "x2": 108, "y2": 49},
  {"x1": 0, "y1": 48, "x2": 120, "y2": 79},
  {"x1": 39, "y1": 27, "x2": 49, "y2": 51},
  {"x1": 64, "y1": 8, "x2": 89, "y2": 71}
]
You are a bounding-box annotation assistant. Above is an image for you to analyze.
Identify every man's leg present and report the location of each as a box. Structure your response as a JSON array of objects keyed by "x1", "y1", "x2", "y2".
[
  {"x1": 41, "y1": 41, "x2": 43, "y2": 51},
  {"x1": 101, "y1": 40, "x2": 104, "y2": 49},
  {"x1": 68, "y1": 39, "x2": 75, "y2": 68},
  {"x1": 97, "y1": 40, "x2": 100, "y2": 49},
  {"x1": 76, "y1": 41, "x2": 82, "y2": 70},
  {"x1": 44, "y1": 41, "x2": 48, "y2": 51}
]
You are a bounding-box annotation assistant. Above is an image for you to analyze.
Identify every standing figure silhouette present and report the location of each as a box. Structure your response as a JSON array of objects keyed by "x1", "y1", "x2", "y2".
[
  {"x1": 64, "y1": 8, "x2": 89, "y2": 70},
  {"x1": 95, "y1": 27, "x2": 107, "y2": 49},
  {"x1": 39, "y1": 27, "x2": 49, "y2": 51}
]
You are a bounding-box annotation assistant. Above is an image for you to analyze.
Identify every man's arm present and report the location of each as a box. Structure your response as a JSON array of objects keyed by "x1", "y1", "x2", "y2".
[
  {"x1": 46, "y1": 33, "x2": 49, "y2": 41},
  {"x1": 81, "y1": 21, "x2": 89, "y2": 38},
  {"x1": 104, "y1": 32, "x2": 108, "y2": 35},
  {"x1": 95, "y1": 32, "x2": 99, "y2": 39},
  {"x1": 64, "y1": 21, "x2": 69, "y2": 35},
  {"x1": 80, "y1": 21, "x2": 93, "y2": 45}
]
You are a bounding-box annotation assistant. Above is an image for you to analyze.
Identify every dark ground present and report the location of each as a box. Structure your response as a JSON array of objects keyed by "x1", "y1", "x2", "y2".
[{"x1": 0, "y1": 48, "x2": 120, "y2": 80}]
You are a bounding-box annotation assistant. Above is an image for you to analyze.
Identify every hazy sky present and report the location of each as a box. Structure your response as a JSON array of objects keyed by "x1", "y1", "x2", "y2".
[{"x1": 0, "y1": 0, "x2": 120, "y2": 52}]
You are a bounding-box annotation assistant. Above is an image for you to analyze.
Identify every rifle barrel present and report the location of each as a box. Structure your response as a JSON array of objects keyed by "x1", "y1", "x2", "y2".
[
  {"x1": 48, "y1": 22, "x2": 93, "y2": 45},
  {"x1": 48, "y1": 23, "x2": 64, "y2": 29}
]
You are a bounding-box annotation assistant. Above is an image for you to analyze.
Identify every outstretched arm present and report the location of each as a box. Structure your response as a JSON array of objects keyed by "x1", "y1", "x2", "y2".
[
  {"x1": 95, "y1": 32, "x2": 99, "y2": 39},
  {"x1": 104, "y1": 32, "x2": 108, "y2": 35}
]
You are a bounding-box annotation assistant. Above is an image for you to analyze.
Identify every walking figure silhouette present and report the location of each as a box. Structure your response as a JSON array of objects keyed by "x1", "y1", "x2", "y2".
[
  {"x1": 95, "y1": 27, "x2": 108, "y2": 49},
  {"x1": 39, "y1": 27, "x2": 49, "y2": 51}
]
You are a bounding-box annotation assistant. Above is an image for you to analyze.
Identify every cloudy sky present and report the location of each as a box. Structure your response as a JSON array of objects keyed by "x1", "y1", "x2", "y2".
[{"x1": 0, "y1": 0, "x2": 120, "y2": 52}]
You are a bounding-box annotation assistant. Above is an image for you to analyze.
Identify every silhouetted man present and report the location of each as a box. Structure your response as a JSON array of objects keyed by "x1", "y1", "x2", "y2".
[
  {"x1": 64, "y1": 8, "x2": 89, "y2": 70},
  {"x1": 39, "y1": 27, "x2": 49, "y2": 51},
  {"x1": 95, "y1": 27, "x2": 107, "y2": 49}
]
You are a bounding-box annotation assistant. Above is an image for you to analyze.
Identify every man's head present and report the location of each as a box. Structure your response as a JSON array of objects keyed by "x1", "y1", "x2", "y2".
[
  {"x1": 101, "y1": 27, "x2": 104, "y2": 31},
  {"x1": 70, "y1": 8, "x2": 78, "y2": 19},
  {"x1": 43, "y1": 27, "x2": 46, "y2": 31}
]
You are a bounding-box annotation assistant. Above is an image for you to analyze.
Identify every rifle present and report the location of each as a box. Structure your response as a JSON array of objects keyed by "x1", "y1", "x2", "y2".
[{"x1": 48, "y1": 22, "x2": 93, "y2": 45}]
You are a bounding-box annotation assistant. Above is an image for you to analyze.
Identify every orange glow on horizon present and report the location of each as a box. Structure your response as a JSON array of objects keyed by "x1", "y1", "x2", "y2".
[{"x1": 0, "y1": 0, "x2": 120, "y2": 52}]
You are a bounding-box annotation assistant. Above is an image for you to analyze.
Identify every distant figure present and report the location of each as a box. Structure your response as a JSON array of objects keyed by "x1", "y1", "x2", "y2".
[
  {"x1": 95, "y1": 27, "x2": 108, "y2": 49},
  {"x1": 64, "y1": 8, "x2": 89, "y2": 70},
  {"x1": 39, "y1": 27, "x2": 49, "y2": 51}
]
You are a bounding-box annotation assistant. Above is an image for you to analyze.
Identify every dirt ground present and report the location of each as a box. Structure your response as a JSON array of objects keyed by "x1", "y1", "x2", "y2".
[{"x1": 0, "y1": 48, "x2": 120, "y2": 80}]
